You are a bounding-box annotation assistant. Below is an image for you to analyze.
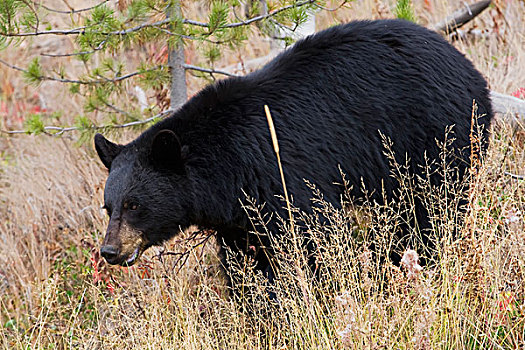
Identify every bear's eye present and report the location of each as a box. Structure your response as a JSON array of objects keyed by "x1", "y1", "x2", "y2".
[{"x1": 123, "y1": 201, "x2": 139, "y2": 211}]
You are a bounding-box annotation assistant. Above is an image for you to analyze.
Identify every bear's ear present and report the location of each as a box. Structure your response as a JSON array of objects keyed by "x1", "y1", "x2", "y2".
[
  {"x1": 94, "y1": 133, "x2": 123, "y2": 169},
  {"x1": 150, "y1": 129, "x2": 185, "y2": 174}
]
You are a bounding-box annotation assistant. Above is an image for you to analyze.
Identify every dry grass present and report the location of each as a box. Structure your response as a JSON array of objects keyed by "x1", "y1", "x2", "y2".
[{"x1": 1, "y1": 0, "x2": 525, "y2": 349}]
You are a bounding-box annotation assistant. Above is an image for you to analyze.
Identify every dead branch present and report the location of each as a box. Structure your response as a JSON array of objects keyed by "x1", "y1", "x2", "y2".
[
  {"x1": 154, "y1": 229, "x2": 215, "y2": 273},
  {"x1": 183, "y1": 64, "x2": 238, "y2": 77},
  {"x1": 504, "y1": 172, "x2": 525, "y2": 180},
  {"x1": 433, "y1": 0, "x2": 492, "y2": 34}
]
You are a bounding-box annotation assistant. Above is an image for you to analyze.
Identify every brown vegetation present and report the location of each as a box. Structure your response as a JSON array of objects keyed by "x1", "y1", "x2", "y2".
[{"x1": 1, "y1": 0, "x2": 524, "y2": 348}]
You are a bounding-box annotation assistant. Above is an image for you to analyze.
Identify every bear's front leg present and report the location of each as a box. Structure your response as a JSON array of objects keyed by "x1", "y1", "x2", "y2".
[{"x1": 216, "y1": 227, "x2": 276, "y2": 300}]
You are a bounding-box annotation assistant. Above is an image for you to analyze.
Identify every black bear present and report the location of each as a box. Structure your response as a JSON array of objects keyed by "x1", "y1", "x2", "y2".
[{"x1": 94, "y1": 20, "x2": 493, "y2": 278}]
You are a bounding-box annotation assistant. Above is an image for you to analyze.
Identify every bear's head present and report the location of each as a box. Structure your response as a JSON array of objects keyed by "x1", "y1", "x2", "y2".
[{"x1": 94, "y1": 130, "x2": 191, "y2": 266}]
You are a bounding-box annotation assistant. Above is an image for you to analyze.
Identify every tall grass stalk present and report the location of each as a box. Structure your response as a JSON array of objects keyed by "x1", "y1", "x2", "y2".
[{"x1": 264, "y1": 104, "x2": 294, "y2": 232}]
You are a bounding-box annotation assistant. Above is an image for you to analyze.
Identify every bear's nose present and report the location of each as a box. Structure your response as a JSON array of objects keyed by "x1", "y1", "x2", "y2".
[{"x1": 100, "y1": 245, "x2": 120, "y2": 264}]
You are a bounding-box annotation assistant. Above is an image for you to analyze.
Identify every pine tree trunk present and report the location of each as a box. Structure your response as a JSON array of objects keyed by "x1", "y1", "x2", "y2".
[{"x1": 168, "y1": 1, "x2": 187, "y2": 110}]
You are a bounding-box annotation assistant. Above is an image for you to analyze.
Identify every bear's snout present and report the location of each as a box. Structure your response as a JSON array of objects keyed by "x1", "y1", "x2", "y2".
[
  {"x1": 101, "y1": 219, "x2": 146, "y2": 266},
  {"x1": 100, "y1": 245, "x2": 120, "y2": 264}
]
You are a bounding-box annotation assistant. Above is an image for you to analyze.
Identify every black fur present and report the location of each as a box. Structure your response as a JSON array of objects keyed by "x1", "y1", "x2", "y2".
[{"x1": 95, "y1": 19, "x2": 493, "y2": 278}]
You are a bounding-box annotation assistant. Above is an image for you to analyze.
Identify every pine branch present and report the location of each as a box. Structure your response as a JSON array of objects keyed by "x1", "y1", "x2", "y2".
[
  {"x1": 40, "y1": 40, "x2": 107, "y2": 57},
  {"x1": 1, "y1": 57, "x2": 238, "y2": 92},
  {"x1": 102, "y1": 101, "x2": 132, "y2": 118},
  {"x1": 32, "y1": 0, "x2": 110, "y2": 15},
  {"x1": 0, "y1": 18, "x2": 169, "y2": 37},
  {"x1": 110, "y1": 18, "x2": 171, "y2": 35},
  {"x1": 0, "y1": 0, "x2": 317, "y2": 37},
  {"x1": 39, "y1": 27, "x2": 234, "y2": 58},
  {"x1": 0, "y1": 64, "x2": 236, "y2": 136},
  {"x1": 156, "y1": 27, "x2": 230, "y2": 44},
  {"x1": 0, "y1": 26, "x2": 87, "y2": 37},
  {"x1": 0, "y1": 58, "x2": 163, "y2": 84},
  {"x1": 203, "y1": 0, "x2": 317, "y2": 29},
  {"x1": 20, "y1": 0, "x2": 40, "y2": 32},
  {"x1": 1, "y1": 56, "x2": 238, "y2": 86},
  {"x1": 1, "y1": 110, "x2": 173, "y2": 136}
]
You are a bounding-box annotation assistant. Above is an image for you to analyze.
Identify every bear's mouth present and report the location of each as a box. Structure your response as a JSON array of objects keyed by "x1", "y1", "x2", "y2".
[
  {"x1": 101, "y1": 244, "x2": 146, "y2": 266},
  {"x1": 121, "y1": 246, "x2": 142, "y2": 266}
]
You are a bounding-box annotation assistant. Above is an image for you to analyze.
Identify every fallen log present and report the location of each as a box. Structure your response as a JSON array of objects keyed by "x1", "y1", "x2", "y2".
[
  {"x1": 490, "y1": 91, "x2": 525, "y2": 124},
  {"x1": 433, "y1": 0, "x2": 492, "y2": 34}
]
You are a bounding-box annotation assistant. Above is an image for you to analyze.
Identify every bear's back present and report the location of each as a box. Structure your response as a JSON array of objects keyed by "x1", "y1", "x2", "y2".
[{"x1": 138, "y1": 19, "x2": 492, "y2": 215}]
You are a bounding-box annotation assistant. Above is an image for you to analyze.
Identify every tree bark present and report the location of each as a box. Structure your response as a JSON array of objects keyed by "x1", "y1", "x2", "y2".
[{"x1": 167, "y1": 0, "x2": 187, "y2": 110}]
